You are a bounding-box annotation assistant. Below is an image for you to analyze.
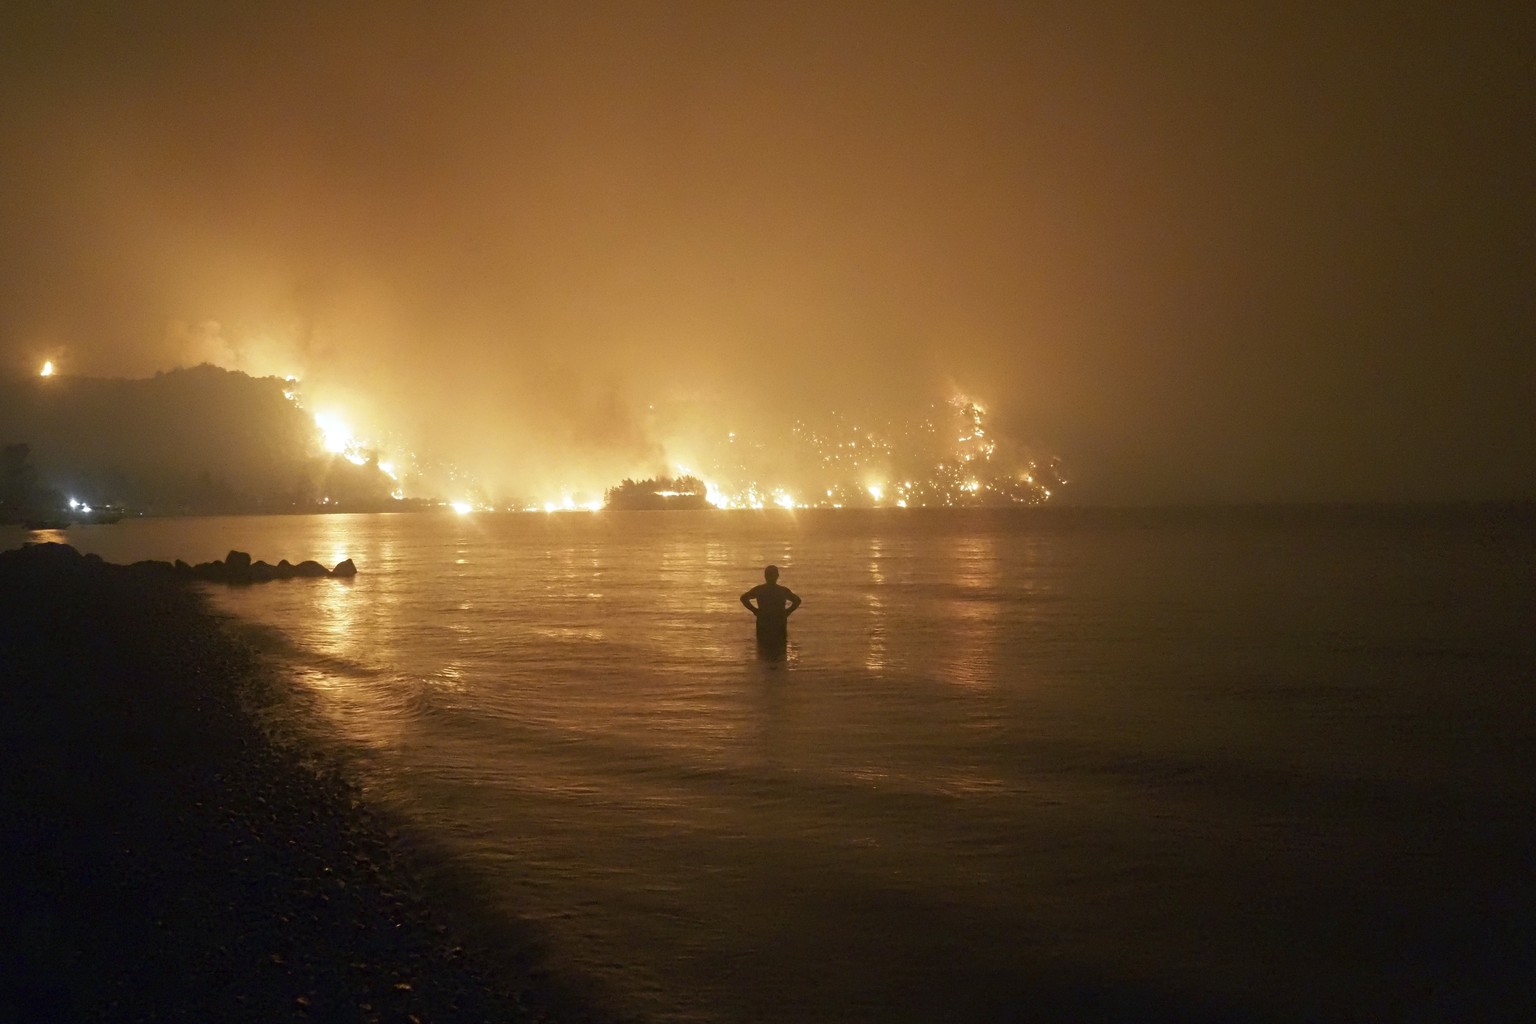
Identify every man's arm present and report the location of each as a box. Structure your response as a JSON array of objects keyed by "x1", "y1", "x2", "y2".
[
  {"x1": 787, "y1": 591, "x2": 802, "y2": 615},
  {"x1": 740, "y1": 590, "x2": 758, "y2": 614}
]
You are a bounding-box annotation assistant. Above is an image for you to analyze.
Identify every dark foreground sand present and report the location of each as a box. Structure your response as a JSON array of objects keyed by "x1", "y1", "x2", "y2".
[{"x1": 0, "y1": 542, "x2": 605, "y2": 1023}]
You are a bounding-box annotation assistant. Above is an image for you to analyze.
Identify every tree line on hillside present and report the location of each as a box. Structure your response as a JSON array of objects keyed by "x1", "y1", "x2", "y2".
[{"x1": 0, "y1": 365, "x2": 399, "y2": 515}]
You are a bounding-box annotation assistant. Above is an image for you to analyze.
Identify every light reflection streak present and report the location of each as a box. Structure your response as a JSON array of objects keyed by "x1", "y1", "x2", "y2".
[
  {"x1": 937, "y1": 534, "x2": 1001, "y2": 690},
  {"x1": 865, "y1": 537, "x2": 887, "y2": 674}
]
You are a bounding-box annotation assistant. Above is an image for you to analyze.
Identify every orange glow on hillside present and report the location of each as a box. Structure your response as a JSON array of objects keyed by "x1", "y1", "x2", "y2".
[{"x1": 274, "y1": 376, "x2": 1056, "y2": 511}]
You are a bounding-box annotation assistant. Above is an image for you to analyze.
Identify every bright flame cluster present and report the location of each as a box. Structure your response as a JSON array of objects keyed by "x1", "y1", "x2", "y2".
[
  {"x1": 645, "y1": 396, "x2": 1059, "y2": 511},
  {"x1": 276, "y1": 376, "x2": 1057, "y2": 514},
  {"x1": 313, "y1": 410, "x2": 368, "y2": 464},
  {"x1": 281, "y1": 378, "x2": 406, "y2": 500},
  {"x1": 670, "y1": 475, "x2": 801, "y2": 510}
]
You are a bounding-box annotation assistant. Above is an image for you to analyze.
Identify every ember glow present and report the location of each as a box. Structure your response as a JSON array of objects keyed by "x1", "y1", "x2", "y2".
[
  {"x1": 313, "y1": 411, "x2": 360, "y2": 460},
  {"x1": 266, "y1": 377, "x2": 1063, "y2": 512},
  {"x1": 531, "y1": 494, "x2": 603, "y2": 513},
  {"x1": 266, "y1": 375, "x2": 414, "y2": 502},
  {"x1": 640, "y1": 396, "x2": 1061, "y2": 511},
  {"x1": 0, "y1": 5, "x2": 1531, "y2": 508}
]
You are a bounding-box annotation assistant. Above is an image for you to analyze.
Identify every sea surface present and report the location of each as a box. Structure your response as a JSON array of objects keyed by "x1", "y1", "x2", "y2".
[{"x1": 11, "y1": 506, "x2": 1536, "y2": 1023}]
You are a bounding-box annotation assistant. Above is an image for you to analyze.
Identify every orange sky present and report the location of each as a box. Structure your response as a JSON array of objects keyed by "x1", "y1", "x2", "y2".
[{"x1": 1, "y1": 2, "x2": 1532, "y2": 502}]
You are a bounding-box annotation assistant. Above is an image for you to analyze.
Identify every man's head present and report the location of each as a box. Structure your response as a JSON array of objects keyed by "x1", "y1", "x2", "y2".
[{"x1": 764, "y1": 565, "x2": 780, "y2": 582}]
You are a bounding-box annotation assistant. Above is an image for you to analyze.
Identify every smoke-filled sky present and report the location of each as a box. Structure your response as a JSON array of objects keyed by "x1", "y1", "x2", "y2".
[{"x1": 1, "y1": 1, "x2": 1531, "y2": 503}]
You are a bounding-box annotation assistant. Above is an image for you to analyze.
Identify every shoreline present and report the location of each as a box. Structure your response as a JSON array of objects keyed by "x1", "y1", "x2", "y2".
[{"x1": 0, "y1": 541, "x2": 609, "y2": 1023}]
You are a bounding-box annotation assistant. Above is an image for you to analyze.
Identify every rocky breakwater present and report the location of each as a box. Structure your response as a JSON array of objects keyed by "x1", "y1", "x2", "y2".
[{"x1": 143, "y1": 548, "x2": 357, "y2": 583}]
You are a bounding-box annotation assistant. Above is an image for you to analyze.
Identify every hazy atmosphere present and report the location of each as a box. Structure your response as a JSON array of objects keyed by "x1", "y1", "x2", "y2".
[{"x1": 2, "y1": 1, "x2": 1531, "y2": 504}]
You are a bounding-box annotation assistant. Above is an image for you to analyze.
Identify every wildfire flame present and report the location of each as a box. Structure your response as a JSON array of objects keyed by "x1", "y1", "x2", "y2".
[
  {"x1": 281, "y1": 376, "x2": 413, "y2": 499},
  {"x1": 313, "y1": 411, "x2": 359, "y2": 458},
  {"x1": 634, "y1": 396, "x2": 1056, "y2": 510},
  {"x1": 284, "y1": 375, "x2": 1055, "y2": 512}
]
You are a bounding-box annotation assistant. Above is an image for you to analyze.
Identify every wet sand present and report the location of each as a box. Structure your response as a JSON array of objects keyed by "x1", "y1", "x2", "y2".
[{"x1": 0, "y1": 542, "x2": 604, "y2": 1023}]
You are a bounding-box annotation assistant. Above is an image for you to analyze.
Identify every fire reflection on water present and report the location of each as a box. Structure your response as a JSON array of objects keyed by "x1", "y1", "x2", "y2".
[
  {"x1": 936, "y1": 534, "x2": 1001, "y2": 691},
  {"x1": 31, "y1": 508, "x2": 1520, "y2": 1024},
  {"x1": 865, "y1": 538, "x2": 887, "y2": 674},
  {"x1": 268, "y1": 515, "x2": 425, "y2": 752},
  {"x1": 313, "y1": 564, "x2": 359, "y2": 657}
]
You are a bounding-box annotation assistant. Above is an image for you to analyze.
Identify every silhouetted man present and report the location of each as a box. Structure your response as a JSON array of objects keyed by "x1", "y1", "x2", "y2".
[{"x1": 740, "y1": 564, "x2": 801, "y2": 652}]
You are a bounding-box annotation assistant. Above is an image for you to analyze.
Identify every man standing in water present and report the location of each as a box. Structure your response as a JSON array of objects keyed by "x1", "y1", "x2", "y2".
[{"x1": 740, "y1": 564, "x2": 801, "y2": 654}]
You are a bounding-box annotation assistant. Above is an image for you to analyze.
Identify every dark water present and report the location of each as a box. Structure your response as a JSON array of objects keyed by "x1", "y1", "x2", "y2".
[{"x1": 15, "y1": 505, "x2": 1536, "y2": 1022}]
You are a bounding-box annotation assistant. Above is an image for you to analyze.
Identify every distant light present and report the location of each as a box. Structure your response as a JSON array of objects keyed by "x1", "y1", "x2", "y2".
[
  {"x1": 40, "y1": 360, "x2": 55, "y2": 377},
  {"x1": 68, "y1": 497, "x2": 80, "y2": 509},
  {"x1": 583, "y1": 499, "x2": 602, "y2": 512},
  {"x1": 451, "y1": 501, "x2": 473, "y2": 515},
  {"x1": 867, "y1": 483, "x2": 884, "y2": 502}
]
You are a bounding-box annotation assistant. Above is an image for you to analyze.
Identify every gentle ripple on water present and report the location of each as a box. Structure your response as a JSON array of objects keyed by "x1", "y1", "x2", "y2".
[{"x1": 16, "y1": 506, "x2": 1536, "y2": 1023}]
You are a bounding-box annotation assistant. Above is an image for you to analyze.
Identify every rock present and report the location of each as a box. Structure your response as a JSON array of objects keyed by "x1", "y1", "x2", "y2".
[
  {"x1": 220, "y1": 550, "x2": 254, "y2": 582},
  {"x1": 2, "y1": 541, "x2": 84, "y2": 574},
  {"x1": 3, "y1": 543, "x2": 353, "y2": 585}
]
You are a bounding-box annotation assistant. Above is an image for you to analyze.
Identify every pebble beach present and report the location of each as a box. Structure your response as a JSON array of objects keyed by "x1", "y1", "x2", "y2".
[{"x1": 0, "y1": 541, "x2": 604, "y2": 1023}]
